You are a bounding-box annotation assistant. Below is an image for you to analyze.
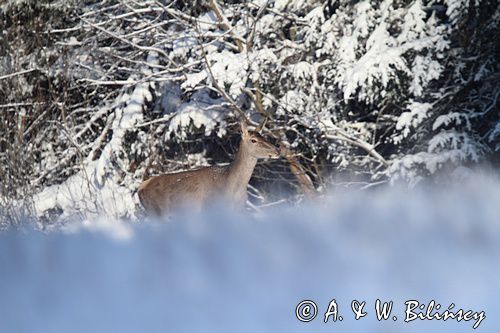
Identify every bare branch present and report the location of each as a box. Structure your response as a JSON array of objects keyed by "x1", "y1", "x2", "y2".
[
  {"x1": 0, "y1": 69, "x2": 38, "y2": 81},
  {"x1": 194, "y1": 23, "x2": 250, "y2": 124},
  {"x1": 320, "y1": 121, "x2": 389, "y2": 168},
  {"x1": 208, "y1": 0, "x2": 246, "y2": 52}
]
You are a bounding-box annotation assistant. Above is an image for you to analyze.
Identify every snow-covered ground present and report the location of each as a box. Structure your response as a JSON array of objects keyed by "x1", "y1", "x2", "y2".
[{"x1": 1, "y1": 175, "x2": 499, "y2": 333}]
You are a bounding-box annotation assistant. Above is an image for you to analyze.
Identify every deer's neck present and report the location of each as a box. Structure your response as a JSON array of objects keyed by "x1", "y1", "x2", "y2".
[{"x1": 226, "y1": 141, "x2": 257, "y2": 196}]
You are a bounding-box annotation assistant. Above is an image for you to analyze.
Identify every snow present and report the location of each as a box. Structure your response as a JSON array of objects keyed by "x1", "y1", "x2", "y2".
[
  {"x1": 335, "y1": 1, "x2": 409, "y2": 103},
  {"x1": 94, "y1": 84, "x2": 145, "y2": 185},
  {"x1": 410, "y1": 55, "x2": 443, "y2": 96},
  {"x1": 92, "y1": 52, "x2": 158, "y2": 187},
  {"x1": 168, "y1": 91, "x2": 227, "y2": 139},
  {"x1": 33, "y1": 161, "x2": 137, "y2": 222},
  {"x1": 446, "y1": 0, "x2": 471, "y2": 24},
  {"x1": 278, "y1": 90, "x2": 308, "y2": 115},
  {"x1": 31, "y1": 53, "x2": 160, "y2": 221},
  {"x1": 181, "y1": 50, "x2": 249, "y2": 98},
  {"x1": 328, "y1": 0, "x2": 449, "y2": 104},
  {"x1": 2, "y1": 0, "x2": 497, "y2": 235},
  {"x1": 352, "y1": 0, "x2": 375, "y2": 39},
  {"x1": 249, "y1": 48, "x2": 278, "y2": 81},
  {"x1": 489, "y1": 123, "x2": 500, "y2": 151},
  {"x1": 397, "y1": 0, "x2": 427, "y2": 44},
  {"x1": 208, "y1": 50, "x2": 247, "y2": 98},
  {"x1": 389, "y1": 132, "x2": 483, "y2": 181},
  {"x1": 433, "y1": 112, "x2": 469, "y2": 131},
  {"x1": 395, "y1": 101, "x2": 433, "y2": 141},
  {"x1": 428, "y1": 132, "x2": 481, "y2": 163},
  {"x1": 253, "y1": 14, "x2": 276, "y2": 35},
  {"x1": 197, "y1": 10, "x2": 218, "y2": 32},
  {"x1": 0, "y1": 0, "x2": 30, "y2": 12},
  {"x1": 171, "y1": 35, "x2": 198, "y2": 61},
  {"x1": 2, "y1": 175, "x2": 500, "y2": 333},
  {"x1": 291, "y1": 61, "x2": 313, "y2": 81},
  {"x1": 181, "y1": 70, "x2": 208, "y2": 90}
]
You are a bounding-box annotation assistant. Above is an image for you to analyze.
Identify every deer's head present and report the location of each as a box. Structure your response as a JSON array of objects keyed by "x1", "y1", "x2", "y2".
[{"x1": 241, "y1": 121, "x2": 281, "y2": 159}]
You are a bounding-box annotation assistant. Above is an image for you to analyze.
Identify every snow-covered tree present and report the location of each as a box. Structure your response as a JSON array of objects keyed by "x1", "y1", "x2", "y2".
[{"x1": 0, "y1": 0, "x2": 498, "y2": 222}]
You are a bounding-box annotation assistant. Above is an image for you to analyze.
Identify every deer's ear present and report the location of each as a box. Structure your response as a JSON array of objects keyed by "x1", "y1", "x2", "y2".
[{"x1": 240, "y1": 121, "x2": 249, "y2": 137}]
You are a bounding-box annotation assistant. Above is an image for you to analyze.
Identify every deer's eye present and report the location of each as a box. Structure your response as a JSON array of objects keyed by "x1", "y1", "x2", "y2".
[{"x1": 250, "y1": 138, "x2": 257, "y2": 143}]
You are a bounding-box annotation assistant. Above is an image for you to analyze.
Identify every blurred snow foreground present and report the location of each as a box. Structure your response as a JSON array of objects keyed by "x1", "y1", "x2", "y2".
[{"x1": 1, "y1": 176, "x2": 500, "y2": 333}]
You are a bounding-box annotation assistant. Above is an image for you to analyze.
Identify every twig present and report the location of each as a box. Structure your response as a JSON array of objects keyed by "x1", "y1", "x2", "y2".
[
  {"x1": 134, "y1": 114, "x2": 176, "y2": 128},
  {"x1": 0, "y1": 69, "x2": 38, "y2": 81},
  {"x1": 195, "y1": 23, "x2": 250, "y2": 123},
  {"x1": 257, "y1": 199, "x2": 287, "y2": 208},
  {"x1": 247, "y1": 2, "x2": 309, "y2": 25},
  {"x1": 208, "y1": 0, "x2": 246, "y2": 52},
  {"x1": 80, "y1": 17, "x2": 170, "y2": 59},
  {"x1": 198, "y1": 1, "x2": 316, "y2": 197},
  {"x1": 0, "y1": 102, "x2": 44, "y2": 109},
  {"x1": 246, "y1": 0, "x2": 269, "y2": 50},
  {"x1": 320, "y1": 121, "x2": 389, "y2": 167},
  {"x1": 245, "y1": 85, "x2": 316, "y2": 198}
]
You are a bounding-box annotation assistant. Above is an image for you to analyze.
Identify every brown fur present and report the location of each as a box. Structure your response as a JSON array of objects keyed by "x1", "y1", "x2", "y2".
[
  {"x1": 138, "y1": 166, "x2": 228, "y2": 215},
  {"x1": 138, "y1": 124, "x2": 280, "y2": 216}
]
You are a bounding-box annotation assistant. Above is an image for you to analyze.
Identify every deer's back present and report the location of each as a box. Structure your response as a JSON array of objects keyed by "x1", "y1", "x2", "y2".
[{"x1": 138, "y1": 165, "x2": 228, "y2": 215}]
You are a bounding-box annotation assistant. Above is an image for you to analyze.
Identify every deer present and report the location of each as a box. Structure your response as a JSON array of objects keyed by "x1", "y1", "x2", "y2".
[{"x1": 138, "y1": 121, "x2": 281, "y2": 216}]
